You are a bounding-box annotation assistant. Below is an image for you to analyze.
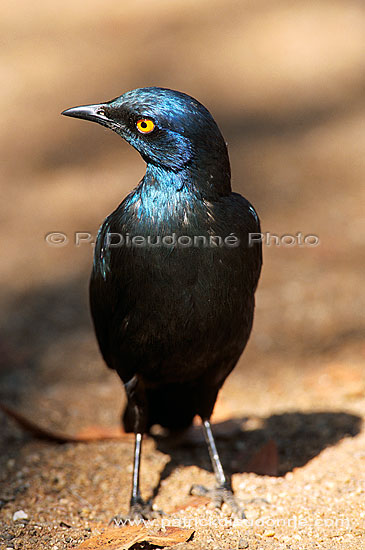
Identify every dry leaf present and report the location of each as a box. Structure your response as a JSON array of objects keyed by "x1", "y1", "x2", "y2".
[
  {"x1": 0, "y1": 401, "x2": 243, "y2": 445},
  {"x1": 76, "y1": 425, "x2": 133, "y2": 441},
  {"x1": 0, "y1": 403, "x2": 132, "y2": 443},
  {"x1": 76, "y1": 525, "x2": 194, "y2": 549}
]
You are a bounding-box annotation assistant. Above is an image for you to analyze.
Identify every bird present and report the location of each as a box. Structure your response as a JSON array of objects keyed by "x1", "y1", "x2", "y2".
[{"x1": 62, "y1": 87, "x2": 262, "y2": 521}]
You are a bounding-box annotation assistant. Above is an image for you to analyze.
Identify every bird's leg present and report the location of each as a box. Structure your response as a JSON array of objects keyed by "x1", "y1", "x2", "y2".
[
  {"x1": 130, "y1": 431, "x2": 143, "y2": 508},
  {"x1": 110, "y1": 376, "x2": 161, "y2": 524},
  {"x1": 190, "y1": 418, "x2": 246, "y2": 519}
]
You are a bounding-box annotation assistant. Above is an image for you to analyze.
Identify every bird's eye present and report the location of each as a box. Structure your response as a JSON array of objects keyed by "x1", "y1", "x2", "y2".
[{"x1": 136, "y1": 119, "x2": 155, "y2": 134}]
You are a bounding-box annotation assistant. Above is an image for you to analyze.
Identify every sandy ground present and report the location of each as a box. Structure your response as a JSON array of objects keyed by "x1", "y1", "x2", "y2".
[
  {"x1": 0, "y1": 347, "x2": 364, "y2": 549},
  {"x1": 0, "y1": 1, "x2": 364, "y2": 548}
]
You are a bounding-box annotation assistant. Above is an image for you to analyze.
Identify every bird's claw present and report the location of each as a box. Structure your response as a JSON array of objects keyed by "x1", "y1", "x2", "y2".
[
  {"x1": 190, "y1": 483, "x2": 246, "y2": 519},
  {"x1": 109, "y1": 499, "x2": 164, "y2": 525}
]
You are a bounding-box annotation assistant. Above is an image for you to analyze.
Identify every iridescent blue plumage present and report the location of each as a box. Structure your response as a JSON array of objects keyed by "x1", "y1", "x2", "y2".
[{"x1": 62, "y1": 87, "x2": 262, "y2": 520}]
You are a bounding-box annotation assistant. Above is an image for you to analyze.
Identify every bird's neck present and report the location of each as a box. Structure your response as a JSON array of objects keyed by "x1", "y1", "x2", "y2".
[
  {"x1": 142, "y1": 160, "x2": 231, "y2": 200},
  {"x1": 122, "y1": 161, "x2": 232, "y2": 229},
  {"x1": 132, "y1": 166, "x2": 200, "y2": 222}
]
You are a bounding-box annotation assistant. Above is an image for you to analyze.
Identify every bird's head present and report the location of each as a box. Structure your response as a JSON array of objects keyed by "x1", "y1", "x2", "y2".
[{"x1": 62, "y1": 87, "x2": 231, "y2": 194}]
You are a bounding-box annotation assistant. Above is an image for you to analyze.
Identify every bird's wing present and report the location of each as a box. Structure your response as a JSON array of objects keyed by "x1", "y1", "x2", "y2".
[{"x1": 89, "y1": 215, "x2": 132, "y2": 370}]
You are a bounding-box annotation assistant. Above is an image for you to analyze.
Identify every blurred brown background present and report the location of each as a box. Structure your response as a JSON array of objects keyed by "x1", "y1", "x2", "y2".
[
  {"x1": 1, "y1": 0, "x2": 364, "y2": 407},
  {"x1": 1, "y1": 1, "x2": 365, "y2": 547}
]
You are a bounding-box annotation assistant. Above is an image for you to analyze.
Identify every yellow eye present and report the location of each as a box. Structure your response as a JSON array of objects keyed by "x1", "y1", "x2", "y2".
[{"x1": 136, "y1": 119, "x2": 155, "y2": 134}]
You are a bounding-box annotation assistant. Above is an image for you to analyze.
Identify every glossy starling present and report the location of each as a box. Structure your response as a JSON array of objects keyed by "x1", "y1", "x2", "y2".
[{"x1": 62, "y1": 87, "x2": 262, "y2": 520}]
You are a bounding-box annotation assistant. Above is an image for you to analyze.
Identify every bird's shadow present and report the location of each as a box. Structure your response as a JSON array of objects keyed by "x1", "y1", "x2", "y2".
[{"x1": 149, "y1": 411, "x2": 361, "y2": 501}]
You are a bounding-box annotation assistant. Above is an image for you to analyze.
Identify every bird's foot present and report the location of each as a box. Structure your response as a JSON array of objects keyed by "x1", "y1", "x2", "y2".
[
  {"x1": 190, "y1": 482, "x2": 246, "y2": 519},
  {"x1": 109, "y1": 498, "x2": 164, "y2": 525}
]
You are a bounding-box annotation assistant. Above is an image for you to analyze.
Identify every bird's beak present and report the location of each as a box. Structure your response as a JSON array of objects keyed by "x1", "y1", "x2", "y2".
[{"x1": 61, "y1": 103, "x2": 110, "y2": 125}]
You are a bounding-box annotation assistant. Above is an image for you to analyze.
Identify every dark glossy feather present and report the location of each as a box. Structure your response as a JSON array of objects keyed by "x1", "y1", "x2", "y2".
[{"x1": 66, "y1": 87, "x2": 262, "y2": 432}]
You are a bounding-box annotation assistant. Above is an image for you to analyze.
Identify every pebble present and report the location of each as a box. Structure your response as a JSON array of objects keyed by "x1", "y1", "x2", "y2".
[
  {"x1": 13, "y1": 510, "x2": 28, "y2": 521},
  {"x1": 238, "y1": 538, "x2": 249, "y2": 548}
]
